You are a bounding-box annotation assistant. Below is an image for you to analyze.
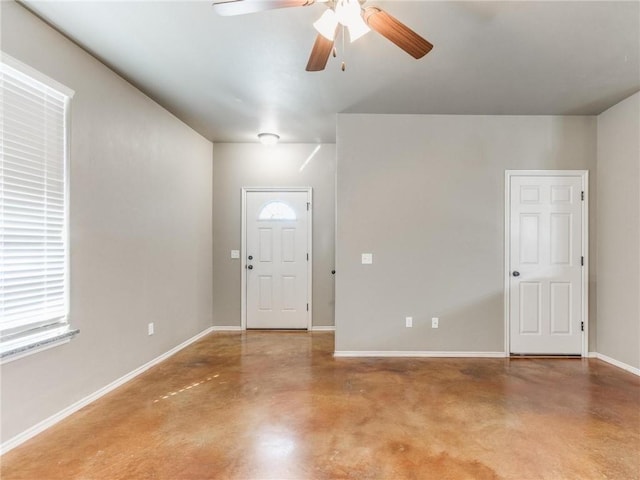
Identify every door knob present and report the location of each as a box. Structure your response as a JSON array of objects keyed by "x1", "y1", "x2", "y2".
[
  {"x1": 247, "y1": 265, "x2": 253, "y2": 270},
  {"x1": 512, "y1": 271, "x2": 520, "y2": 277}
]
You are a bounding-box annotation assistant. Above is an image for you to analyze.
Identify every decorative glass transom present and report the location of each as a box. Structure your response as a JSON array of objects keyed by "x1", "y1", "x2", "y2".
[{"x1": 258, "y1": 201, "x2": 297, "y2": 220}]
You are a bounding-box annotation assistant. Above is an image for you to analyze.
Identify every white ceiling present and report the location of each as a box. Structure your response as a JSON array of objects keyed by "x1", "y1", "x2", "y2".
[{"x1": 21, "y1": 1, "x2": 640, "y2": 143}]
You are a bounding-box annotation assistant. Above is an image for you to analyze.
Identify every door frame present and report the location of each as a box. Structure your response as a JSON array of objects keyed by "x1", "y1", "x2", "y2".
[
  {"x1": 241, "y1": 187, "x2": 313, "y2": 330},
  {"x1": 503, "y1": 170, "x2": 589, "y2": 356}
]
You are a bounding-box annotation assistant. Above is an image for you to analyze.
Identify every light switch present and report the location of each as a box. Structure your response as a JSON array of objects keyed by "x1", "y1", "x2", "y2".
[
  {"x1": 361, "y1": 253, "x2": 373, "y2": 265},
  {"x1": 231, "y1": 250, "x2": 240, "y2": 259}
]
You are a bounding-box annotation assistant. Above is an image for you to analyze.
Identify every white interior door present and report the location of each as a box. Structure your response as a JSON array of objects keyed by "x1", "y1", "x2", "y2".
[
  {"x1": 245, "y1": 190, "x2": 310, "y2": 329},
  {"x1": 508, "y1": 174, "x2": 585, "y2": 354}
]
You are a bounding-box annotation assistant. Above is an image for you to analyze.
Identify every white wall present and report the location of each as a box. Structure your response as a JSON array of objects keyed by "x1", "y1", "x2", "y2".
[
  {"x1": 336, "y1": 114, "x2": 597, "y2": 353},
  {"x1": 212, "y1": 143, "x2": 336, "y2": 327},
  {"x1": 1, "y1": 1, "x2": 213, "y2": 444},
  {"x1": 596, "y1": 92, "x2": 640, "y2": 370}
]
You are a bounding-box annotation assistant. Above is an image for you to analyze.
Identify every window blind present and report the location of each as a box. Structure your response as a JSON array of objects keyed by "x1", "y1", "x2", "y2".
[{"x1": 1, "y1": 56, "x2": 74, "y2": 355}]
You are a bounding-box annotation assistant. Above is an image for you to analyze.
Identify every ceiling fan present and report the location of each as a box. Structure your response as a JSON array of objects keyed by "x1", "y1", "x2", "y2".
[{"x1": 212, "y1": 0, "x2": 433, "y2": 72}]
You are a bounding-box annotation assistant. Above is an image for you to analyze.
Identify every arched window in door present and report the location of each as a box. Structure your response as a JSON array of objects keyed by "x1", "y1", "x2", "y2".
[{"x1": 258, "y1": 201, "x2": 297, "y2": 220}]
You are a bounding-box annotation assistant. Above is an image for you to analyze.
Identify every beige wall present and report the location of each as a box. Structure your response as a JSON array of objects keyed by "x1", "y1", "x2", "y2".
[
  {"x1": 336, "y1": 114, "x2": 597, "y2": 353},
  {"x1": 212, "y1": 143, "x2": 336, "y2": 327},
  {"x1": 596, "y1": 92, "x2": 640, "y2": 370},
  {"x1": 1, "y1": 2, "x2": 213, "y2": 443}
]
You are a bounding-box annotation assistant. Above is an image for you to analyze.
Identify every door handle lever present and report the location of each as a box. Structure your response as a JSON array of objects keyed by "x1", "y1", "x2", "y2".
[
  {"x1": 247, "y1": 265, "x2": 253, "y2": 270},
  {"x1": 512, "y1": 271, "x2": 520, "y2": 277}
]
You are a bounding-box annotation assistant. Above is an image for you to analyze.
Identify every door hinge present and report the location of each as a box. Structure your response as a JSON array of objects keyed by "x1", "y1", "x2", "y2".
[
  {"x1": 581, "y1": 191, "x2": 585, "y2": 201},
  {"x1": 581, "y1": 256, "x2": 584, "y2": 266},
  {"x1": 306, "y1": 303, "x2": 309, "y2": 311},
  {"x1": 306, "y1": 253, "x2": 309, "y2": 261},
  {"x1": 581, "y1": 321, "x2": 584, "y2": 332},
  {"x1": 307, "y1": 202, "x2": 310, "y2": 211}
]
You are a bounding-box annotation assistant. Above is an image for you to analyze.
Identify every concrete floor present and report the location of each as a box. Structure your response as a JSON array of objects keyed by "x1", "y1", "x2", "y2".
[{"x1": 1, "y1": 331, "x2": 639, "y2": 479}]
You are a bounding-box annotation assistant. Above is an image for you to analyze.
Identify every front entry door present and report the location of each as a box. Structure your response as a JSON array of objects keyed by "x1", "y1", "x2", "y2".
[
  {"x1": 245, "y1": 190, "x2": 310, "y2": 329},
  {"x1": 508, "y1": 173, "x2": 585, "y2": 354}
]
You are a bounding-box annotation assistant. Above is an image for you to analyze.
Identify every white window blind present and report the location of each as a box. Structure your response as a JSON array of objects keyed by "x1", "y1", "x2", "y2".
[{"x1": 1, "y1": 54, "x2": 77, "y2": 360}]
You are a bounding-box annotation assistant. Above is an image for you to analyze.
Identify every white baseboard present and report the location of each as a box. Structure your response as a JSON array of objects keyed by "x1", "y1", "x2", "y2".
[
  {"x1": 212, "y1": 326, "x2": 334, "y2": 332},
  {"x1": 0, "y1": 326, "x2": 215, "y2": 455},
  {"x1": 594, "y1": 352, "x2": 640, "y2": 376},
  {"x1": 334, "y1": 351, "x2": 507, "y2": 358}
]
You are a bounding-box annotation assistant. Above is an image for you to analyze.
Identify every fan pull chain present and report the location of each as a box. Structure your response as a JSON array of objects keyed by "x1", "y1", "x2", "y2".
[{"x1": 341, "y1": 25, "x2": 346, "y2": 71}]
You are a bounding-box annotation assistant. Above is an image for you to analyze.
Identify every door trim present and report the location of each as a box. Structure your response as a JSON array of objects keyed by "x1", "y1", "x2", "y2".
[
  {"x1": 241, "y1": 187, "x2": 313, "y2": 330},
  {"x1": 503, "y1": 170, "x2": 589, "y2": 356}
]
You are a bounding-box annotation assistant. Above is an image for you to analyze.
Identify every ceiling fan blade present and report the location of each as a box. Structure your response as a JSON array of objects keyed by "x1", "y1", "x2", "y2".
[
  {"x1": 306, "y1": 33, "x2": 335, "y2": 71},
  {"x1": 213, "y1": 0, "x2": 315, "y2": 16},
  {"x1": 363, "y1": 6, "x2": 433, "y2": 59}
]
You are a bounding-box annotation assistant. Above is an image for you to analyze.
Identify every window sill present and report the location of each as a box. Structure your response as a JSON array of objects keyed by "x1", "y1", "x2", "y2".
[{"x1": 0, "y1": 327, "x2": 80, "y2": 365}]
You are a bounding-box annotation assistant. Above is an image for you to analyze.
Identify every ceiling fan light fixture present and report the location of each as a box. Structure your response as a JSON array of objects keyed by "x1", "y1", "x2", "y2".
[
  {"x1": 313, "y1": 9, "x2": 338, "y2": 40},
  {"x1": 258, "y1": 132, "x2": 280, "y2": 146},
  {"x1": 214, "y1": 0, "x2": 433, "y2": 73},
  {"x1": 346, "y1": 16, "x2": 370, "y2": 42},
  {"x1": 335, "y1": 0, "x2": 369, "y2": 42}
]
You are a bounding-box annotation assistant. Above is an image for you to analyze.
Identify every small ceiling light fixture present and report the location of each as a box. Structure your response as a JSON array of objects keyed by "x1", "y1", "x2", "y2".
[{"x1": 258, "y1": 132, "x2": 280, "y2": 146}]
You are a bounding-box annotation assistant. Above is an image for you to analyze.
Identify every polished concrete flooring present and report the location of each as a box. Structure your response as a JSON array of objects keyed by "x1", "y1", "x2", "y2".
[{"x1": 2, "y1": 331, "x2": 639, "y2": 479}]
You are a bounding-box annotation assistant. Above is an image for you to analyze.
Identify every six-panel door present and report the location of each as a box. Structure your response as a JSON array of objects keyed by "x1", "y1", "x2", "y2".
[
  {"x1": 509, "y1": 175, "x2": 584, "y2": 354},
  {"x1": 246, "y1": 191, "x2": 309, "y2": 329}
]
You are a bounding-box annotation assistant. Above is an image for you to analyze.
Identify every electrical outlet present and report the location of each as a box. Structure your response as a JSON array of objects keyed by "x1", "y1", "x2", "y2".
[
  {"x1": 431, "y1": 317, "x2": 439, "y2": 328},
  {"x1": 405, "y1": 316, "x2": 413, "y2": 328},
  {"x1": 148, "y1": 322, "x2": 155, "y2": 336},
  {"x1": 230, "y1": 250, "x2": 240, "y2": 259},
  {"x1": 361, "y1": 253, "x2": 373, "y2": 264}
]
